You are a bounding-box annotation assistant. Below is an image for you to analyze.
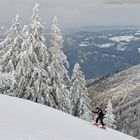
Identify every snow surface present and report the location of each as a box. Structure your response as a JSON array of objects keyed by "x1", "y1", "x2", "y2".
[
  {"x1": 138, "y1": 48, "x2": 140, "y2": 53},
  {"x1": 116, "y1": 44, "x2": 127, "y2": 51},
  {"x1": 79, "y1": 42, "x2": 89, "y2": 47},
  {"x1": 110, "y1": 36, "x2": 135, "y2": 42},
  {"x1": 0, "y1": 94, "x2": 138, "y2": 140},
  {"x1": 98, "y1": 43, "x2": 114, "y2": 48},
  {"x1": 135, "y1": 30, "x2": 140, "y2": 36}
]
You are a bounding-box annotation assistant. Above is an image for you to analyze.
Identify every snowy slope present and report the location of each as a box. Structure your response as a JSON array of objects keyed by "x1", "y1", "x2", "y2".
[{"x1": 0, "y1": 94, "x2": 137, "y2": 140}]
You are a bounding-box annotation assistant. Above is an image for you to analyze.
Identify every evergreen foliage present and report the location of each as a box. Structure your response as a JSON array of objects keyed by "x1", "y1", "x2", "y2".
[
  {"x1": 0, "y1": 3, "x2": 92, "y2": 122},
  {"x1": 70, "y1": 63, "x2": 92, "y2": 121},
  {"x1": 47, "y1": 16, "x2": 71, "y2": 113},
  {"x1": 105, "y1": 99, "x2": 116, "y2": 128}
]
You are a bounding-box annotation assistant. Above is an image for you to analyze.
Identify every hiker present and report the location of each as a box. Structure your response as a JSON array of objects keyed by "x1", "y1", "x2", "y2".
[{"x1": 93, "y1": 107, "x2": 106, "y2": 128}]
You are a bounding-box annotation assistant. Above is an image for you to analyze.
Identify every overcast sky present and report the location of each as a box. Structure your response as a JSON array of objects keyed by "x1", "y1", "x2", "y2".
[{"x1": 0, "y1": 0, "x2": 140, "y2": 28}]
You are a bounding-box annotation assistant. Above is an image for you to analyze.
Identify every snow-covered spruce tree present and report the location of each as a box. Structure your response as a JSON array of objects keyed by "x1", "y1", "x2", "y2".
[
  {"x1": 0, "y1": 72, "x2": 15, "y2": 95},
  {"x1": 15, "y1": 3, "x2": 55, "y2": 106},
  {"x1": 105, "y1": 99, "x2": 116, "y2": 128},
  {"x1": 23, "y1": 3, "x2": 48, "y2": 66},
  {"x1": 0, "y1": 14, "x2": 24, "y2": 73},
  {"x1": 47, "y1": 16, "x2": 71, "y2": 113},
  {"x1": 70, "y1": 63, "x2": 92, "y2": 121}
]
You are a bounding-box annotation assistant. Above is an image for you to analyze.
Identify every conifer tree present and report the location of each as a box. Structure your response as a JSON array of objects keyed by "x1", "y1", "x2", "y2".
[
  {"x1": 0, "y1": 72, "x2": 15, "y2": 95},
  {"x1": 23, "y1": 3, "x2": 48, "y2": 65},
  {"x1": 105, "y1": 99, "x2": 116, "y2": 128},
  {"x1": 0, "y1": 14, "x2": 24, "y2": 96},
  {"x1": 15, "y1": 3, "x2": 54, "y2": 106},
  {"x1": 47, "y1": 16, "x2": 71, "y2": 113},
  {"x1": 70, "y1": 63, "x2": 92, "y2": 121},
  {"x1": 0, "y1": 14, "x2": 24, "y2": 73}
]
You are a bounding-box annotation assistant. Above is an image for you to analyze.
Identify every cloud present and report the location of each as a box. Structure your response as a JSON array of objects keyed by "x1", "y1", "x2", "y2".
[
  {"x1": 105, "y1": 0, "x2": 140, "y2": 5},
  {"x1": 0, "y1": 0, "x2": 140, "y2": 28}
]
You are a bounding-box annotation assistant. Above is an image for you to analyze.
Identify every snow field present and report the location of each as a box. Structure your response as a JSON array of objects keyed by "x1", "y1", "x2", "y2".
[{"x1": 0, "y1": 94, "x2": 138, "y2": 140}]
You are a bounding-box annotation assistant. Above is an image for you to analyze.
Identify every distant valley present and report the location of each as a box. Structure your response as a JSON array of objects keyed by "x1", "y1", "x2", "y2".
[{"x1": 63, "y1": 26, "x2": 140, "y2": 79}]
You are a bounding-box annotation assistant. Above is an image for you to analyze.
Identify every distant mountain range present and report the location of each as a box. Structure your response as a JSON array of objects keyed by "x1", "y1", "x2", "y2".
[
  {"x1": 63, "y1": 25, "x2": 140, "y2": 33},
  {"x1": 63, "y1": 27, "x2": 140, "y2": 79},
  {"x1": 88, "y1": 64, "x2": 140, "y2": 139}
]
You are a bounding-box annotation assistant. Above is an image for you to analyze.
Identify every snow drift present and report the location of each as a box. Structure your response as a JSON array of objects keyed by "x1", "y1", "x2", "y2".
[{"x1": 0, "y1": 94, "x2": 137, "y2": 140}]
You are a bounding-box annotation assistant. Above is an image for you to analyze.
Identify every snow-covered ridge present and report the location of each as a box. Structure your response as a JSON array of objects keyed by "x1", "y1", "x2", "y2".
[
  {"x1": 88, "y1": 64, "x2": 140, "y2": 139},
  {"x1": 0, "y1": 94, "x2": 137, "y2": 140}
]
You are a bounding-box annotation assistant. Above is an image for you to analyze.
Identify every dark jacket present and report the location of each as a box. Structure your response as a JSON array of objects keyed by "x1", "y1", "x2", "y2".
[{"x1": 93, "y1": 108, "x2": 106, "y2": 118}]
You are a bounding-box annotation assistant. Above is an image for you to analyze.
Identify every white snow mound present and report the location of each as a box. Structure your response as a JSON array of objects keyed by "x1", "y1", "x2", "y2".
[{"x1": 0, "y1": 94, "x2": 138, "y2": 140}]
